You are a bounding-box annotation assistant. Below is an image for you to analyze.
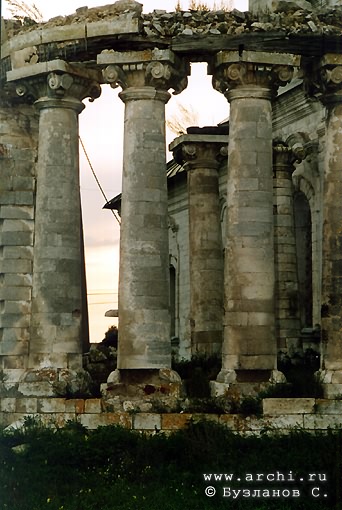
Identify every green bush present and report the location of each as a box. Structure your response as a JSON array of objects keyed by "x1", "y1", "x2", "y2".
[{"x1": 0, "y1": 420, "x2": 340, "y2": 510}]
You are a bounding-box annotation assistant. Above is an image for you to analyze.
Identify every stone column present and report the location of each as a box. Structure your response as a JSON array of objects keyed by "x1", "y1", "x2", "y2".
[
  {"x1": 211, "y1": 51, "x2": 299, "y2": 393},
  {"x1": 273, "y1": 141, "x2": 302, "y2": 358},
  {"x1": 311, "y1": 55, "x2": 342, "y2": 397},
  {"x1": 99, "y1": 50, "x2": 188, "y2": 378},
  {"x1": 170, "y1": 134, "x2": 227, "y2": 356},
  {"x1": 7, "y1": 61, "x2": 101, "y2": 395}
]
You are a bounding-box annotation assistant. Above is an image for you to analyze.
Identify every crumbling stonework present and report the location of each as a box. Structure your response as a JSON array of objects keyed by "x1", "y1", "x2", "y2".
[{"x1": 1, "y1": 0, "x2": 342, "y2": 413}]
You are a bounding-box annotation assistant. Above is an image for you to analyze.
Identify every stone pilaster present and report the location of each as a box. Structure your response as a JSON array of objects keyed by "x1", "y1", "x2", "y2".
[
  {"x1": 309, "y1": 54, "x2": 342, "y2": 397},
  {"x1": 211, "y1": 51, "x2": 300, "y2": 393},
  {"x1": 170, "y1": 134, "x2": 227, "y2": 356},
  {"x1": 99, "y1": 50, "x2": 188, "y2": 382},
  {"x1": 273, "y1": 140, "x2": 302, "y2": 357},
  {"x1": 6, "y1": 61, "x2": 101, "y2": 396}
]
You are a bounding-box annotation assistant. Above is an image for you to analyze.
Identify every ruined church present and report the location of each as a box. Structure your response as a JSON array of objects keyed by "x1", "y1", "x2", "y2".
[{"x1": 1, "y1": 0, "x2": 342, "y2": 429}]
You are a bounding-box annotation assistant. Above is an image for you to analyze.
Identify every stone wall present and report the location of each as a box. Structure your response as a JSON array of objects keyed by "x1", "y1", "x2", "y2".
[
  {"x1": 1, "y1": 397, "x2": 342, "y2": 433},
  {"x1": 0, "y1": 100, "x2": 38, "y2": 382}
]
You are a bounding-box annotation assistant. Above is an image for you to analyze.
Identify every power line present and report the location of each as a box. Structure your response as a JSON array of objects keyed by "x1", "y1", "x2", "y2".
[{"x1": 79, "y1": 135, "x2": 121, "y2": 226}]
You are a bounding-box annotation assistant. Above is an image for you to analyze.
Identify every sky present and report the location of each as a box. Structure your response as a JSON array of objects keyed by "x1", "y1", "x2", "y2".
[{"x1": 3, "y1": 0, "x2": 248, "y2": 343}]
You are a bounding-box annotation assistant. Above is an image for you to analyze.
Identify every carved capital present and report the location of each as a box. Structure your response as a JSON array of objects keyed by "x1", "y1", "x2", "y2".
[
  {"x1": 172, "y1": 139, "x2": 227, "y2": 170},
  {"x1": 101, "y1": 51, "x2": 189, "y2": 95},
  {"x1": 273, "y1": 136, "x2": 307, "y2": 177},
  {"x1": 14, "y1": 70, "x2": 101, "y2": 109},
  {"x1": 305, "y1": 55, "x2": 342, "y2": 105},
  {"x1": 213, "y1": 62, "x2": 294, "y2": 100},
  {"x1": 273, "y1": 142, "x2": 295, "y2": 176},
  {"x1": 102, "y1": 64, "x2": 128, "y2": 90}
]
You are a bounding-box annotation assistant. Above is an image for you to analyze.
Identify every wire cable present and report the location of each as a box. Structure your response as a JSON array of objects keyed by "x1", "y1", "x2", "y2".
[{"x1": 79, "y1": 135, "x2": 121, "y2": 225}]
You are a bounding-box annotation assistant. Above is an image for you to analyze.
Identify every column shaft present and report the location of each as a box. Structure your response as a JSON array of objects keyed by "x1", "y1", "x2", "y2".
[
  {"x1": 118, "y1": 88, "x2": 171, "y2": 369},
  {"x1": 273, "y1": 144, "x2": 301, "y2": 355},
  {"x1": 169, "y1": 135, "x2": 227, "y2": 357},
  {"x1": 30, "y1": 101, "x2": 84, "y2": 369},
  {"x1": 224, "y1": 93, "x2": 276, "y2": 372},
  {"x1": 188, "y1": 162, "x2": 223, "y2": 355}
]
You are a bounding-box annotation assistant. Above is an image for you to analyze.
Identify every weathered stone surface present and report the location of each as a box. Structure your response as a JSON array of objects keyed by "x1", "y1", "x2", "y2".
[
  {"x1": 263, "y1": 398, "x2": 315, "y2": 414},
  {"x1": 84, "y1": 398, "x2": 102, "y2": 414},
  {"x1": 133, "y1": 413, "x2": 161, "y2": 430},
  {"x1": 212, "y1": 54, "x2": 296, "y2": 382},
  {"x1": 99, "y1": 53, "x2": 188, "y2": 371},
  {"x1": 170, "y1": 135, "x2": 226, "y2": 356},
  {"x1": 38, "y1": 398, "x2": 66, "y2": 413}
]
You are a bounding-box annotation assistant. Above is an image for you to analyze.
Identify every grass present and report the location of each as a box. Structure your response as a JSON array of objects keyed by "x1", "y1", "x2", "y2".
[{"x1": 0, "y1": 419, "x2": 341, "y2": 510}]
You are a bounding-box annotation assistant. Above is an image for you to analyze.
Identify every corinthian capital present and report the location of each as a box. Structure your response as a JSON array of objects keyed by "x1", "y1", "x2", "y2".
[
  {"x1": 99, "y1": 49, "x2": 189, "y2": 95},
  {"x1": 212, "y1": 51, "x2": 300, "y2": 100}
]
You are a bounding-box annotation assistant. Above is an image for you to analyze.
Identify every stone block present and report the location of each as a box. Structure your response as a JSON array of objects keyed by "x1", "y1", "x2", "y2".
[
  {"x1": 2, "y1": 369, "x2": 26, "y2": 382},
  {"x1": 0, "y1": 398, "x2": 16, "y2": 412},
  {"x1": 3, "y1": 327, "x2": 30, "y2": 343},
  {"x1": 3, "y1": 246, "x2": 34, "y2": 260},
  {"x1": 219, "y1": 414, "x2": 247, "y2": 431},
  {"x1": 38, "y1": 398, "x2": 66, "y2": 413},
  {"x1": 323, "y1": 383, "x2": 342, "y2": 399},
  {"x1": 210, "y1": 381, "x2": 231, "y2": 398},
  {"x1": 0, "y1": 176, "x2": 13, "y2": 190},
  {"x1": 3, "y1": 355, "x2": 27, "y2": 369},
  {"x1": 1, "y1": 258, "x2": 33, "y2": 273},
  {"x1": 78, "y1": 413, "x2": 131, "y2": 430},
  {"x1": 0, "y1": 338, "x2": 29, "y2": 356},
  {"x1": 65, "y1": 399, "x2": 85, "y2": 414},
  {"x1": 18, "y1": 382, "x2": 55, "y2": 397},
  {"x1": 0, "y1": 313, "x2": 30, "y2": 328},
  {"x1": 4, "y1": 273, "x2": 32, "y2": 286},
  {"x1": 263, "y1": 398, "x2": 315, "y2": 415},
  {"x1": 248, "y1": 414, "x2": 304, "y2": 430},
  {"x1": 2, "y1": 219, "x2": 33, "y2": 232},
  {"x1": 88, "y1": 16, "x2": 140, "y2": 38},
  {"x1": 303, "y1": 414, "x2": 342, "y2": 429},
  {"x1": 16, "y1": 397, "x2": 38, "y2": 413},
  {"x1": 192, "y1": 413, "x2": 219, "y2": 424},
  {"x1": 0, "y1": 205, "x2": 34, "y2": 220},
  {"x1": 237, "y1": 178, "x2": 259, "y2": 191},
  {"x1": 84, "y1": 399, "x2": 102, "y2": 414},
  {"x1": 161, "y1": 413, "x2": 192, "y2": 430},
  {"x1": 0, "y1": 191, "x2": 34, "y2": 206},
  {"x1": 11, "y1": 177, "x2": 35, "y2": 191},
  {"x1": 0, "y1": 413, "x2": 27, "y2": 429},
  {"x1": 2, "y1": 300, "x2": 30, "y2": 315},
  {"x1": 315, "y1": 399, "x2": 342, "y2": 414},
  {"x1": 133, "y1": 413, "x2": 161, "y2": 431},
  {"x1": 41, "y1": 24, "x2": 86, "y2": 44}
]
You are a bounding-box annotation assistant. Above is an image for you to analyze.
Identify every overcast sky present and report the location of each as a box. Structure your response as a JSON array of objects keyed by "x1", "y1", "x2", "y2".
[{"x1": 3, "y1": 0, "x2": 248, "y2": 342}]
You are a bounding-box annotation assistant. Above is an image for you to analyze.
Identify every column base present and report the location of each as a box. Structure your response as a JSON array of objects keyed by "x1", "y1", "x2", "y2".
[
  {"x1": 317, "y1": 370, "x2": 342, "y2": 398},
  {"x1": 210, "y1": 369, "x2": 286, "y2": 398},
  {"x1": 12, "y1": 368, "x2": 93, "y2": 397},
  {"x1": 101, "y1": 368, "x2": 182, "y2": 413}
]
